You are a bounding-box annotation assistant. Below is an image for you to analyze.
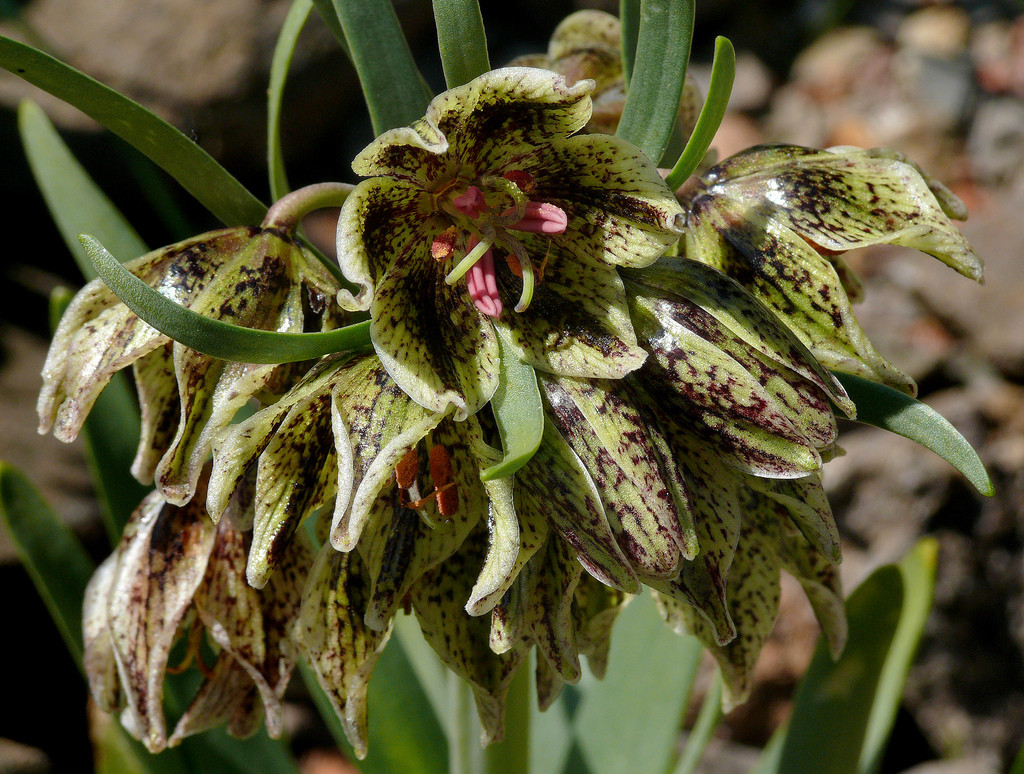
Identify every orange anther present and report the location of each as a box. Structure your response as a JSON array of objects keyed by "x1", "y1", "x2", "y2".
[
  {"x1": 503, "y1": 169, "x2": 535, "y2": 194},
  {"x1": 429, "y1": 445, "x2": 459, "y2": 516},
  {"x1": 395, "y1": 447, "x2": 419, "y2": 489},
  {"x1": 431, "y1": 226, "x2": 459, "y2": 261}
]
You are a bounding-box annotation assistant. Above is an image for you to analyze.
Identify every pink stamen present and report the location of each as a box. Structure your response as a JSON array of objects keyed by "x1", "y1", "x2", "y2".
[
  {"x1": 506, "y1": 201, "x2": 568, "y2": 234},
  {"x1": 465, "y1": 239, "x2": 502, "y2": 318},
  {"x1": 452, "y1": 185, "x2": 488, "y2": 218}
]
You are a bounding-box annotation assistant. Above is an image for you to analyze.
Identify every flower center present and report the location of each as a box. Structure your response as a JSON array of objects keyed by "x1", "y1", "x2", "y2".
[{"x1": 433, "y1": 171, "x2": 568, "y2": 318}]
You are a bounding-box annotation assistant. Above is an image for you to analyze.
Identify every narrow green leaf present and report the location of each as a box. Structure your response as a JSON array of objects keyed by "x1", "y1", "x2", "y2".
[
  {"x1": 268, "y1": 0, "x2": 314, "y2": 201},
  {"x1": 619, "y1": 0, "x2": 641, "y2": 87},
  {"x1": 19, "y1": 99, "x2": 148, "y2": 281},
  {"x1": 754, "y1": 540, "x2": 937, "y2": 774},
  {"x1": 310, "y1": 0, "x2": 349, "y2": 53},
  {"x1": 834, "y1": 371, "x2": 994, "y2": 496},
  {"x1": 0, "y1": 35, "x2": 266, "y2": 225},
  {"x1": 432, "y1": 0, "x2": 490, "y2": 89},
  {"x1": 300, "y1": 630, "x2": 448, "y2": 774},
  {"x1": 0, "y1": 461, "x2": 95, "y2": 674},
  {"x1": 480, "y1": 328, "x2": 544, "y2": 481},
  {"x1": 483, "y1": 665, "x2": 530, "y2": 774},
  {"x1": 615, "y1": 0, "x2": 694, "y2": 165},
  {"x1": 858, "y1": 538, "x2": 938, "y2": 774},
  {"x1": 528, "y1": 661, "x2": 573, "y2": 774},
  {"x1": 573, "y1": 593, "x2": 704, "y2": 774},
  {"x1": 393, "y1": 612, "x2": 450, "y2": 726},
  {"x1": 81, "y1": 234, "x2": 373, "y2": 363},
  {"x1": 664, "y1": 36, "x2": 736, "y2": 190},
  {"x1": 332, "y1": 0, "x2": 432, "y2": 135},
  {"x1": 672, "y1": 674, "x2": 724, "y2": 774}
]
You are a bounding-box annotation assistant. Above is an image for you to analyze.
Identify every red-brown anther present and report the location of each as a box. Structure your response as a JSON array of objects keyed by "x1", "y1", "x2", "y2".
[
  {"x1": 503, "y1": 169, "x2": 535, "y2": 194},
  {"x1": 395, "y1": 447, "x2": 420, "y2": 489},
  {"x1": 429, "y1": 444, "x2": 459, "y2": 517},
  {"x1": 431, "y1": 226, "x2": 459, "y2": 261}
]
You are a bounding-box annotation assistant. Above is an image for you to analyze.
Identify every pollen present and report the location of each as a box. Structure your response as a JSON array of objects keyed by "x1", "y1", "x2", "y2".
[{"x1": 395, "y1": 447, "x2": 419, "y2": 489}]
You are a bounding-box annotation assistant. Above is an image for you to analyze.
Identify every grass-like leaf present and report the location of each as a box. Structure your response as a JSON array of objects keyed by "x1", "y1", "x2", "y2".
[
  {"x1": 480, "y1": 328, "x2": 544, "y2": 481},
  {"x1": 754, "y1": 538, "x2": 938, "y2": 774},
  {"x1": 433, "y1": 0, "x2": 490, "y2": 89},
  {"x1": 82, "y1": 234, "x2": 373, "y2": 363},
  {"x1": 615, "y1": 0, "x2": 694, "y2": 165},
  {"x1": 0, "y1": 461, "x2": 95, "y2": 674},
  {"x1": 834, "y1": 371, "x2": 994, "y2": 496},
  {"x1": 0, "y1": 35, "x2": 266, "y2": 226},
  {"x1": 573, "y1": 593, "x2": 704, "y2": 774},
  {"x1": 268, "y1": 0, "x2": 314, "y2": 200},
  {"x1": 19, "y1": 99, "x2": 149, "y2": 280},
  {"x1": 664, "y1": 35, "x2": 736, "y2": 190},
  {"x1": 332, "y1": 0, "x2": 432, "y2": 135}
]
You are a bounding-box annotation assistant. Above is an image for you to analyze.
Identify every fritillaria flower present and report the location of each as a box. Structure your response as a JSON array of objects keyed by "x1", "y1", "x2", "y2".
[
  {"x1": 83, "y1": 476, "x2": 311, "y2": 752},
  {"x1": 680, "y1": 144, "x2": 984, "y2": 393},
  {"x1": 37, "y1": 226, "x2": 341, "y2": 504},
  {"x1": 335, "y1": 67, "x2": 685, "y2": 419}
]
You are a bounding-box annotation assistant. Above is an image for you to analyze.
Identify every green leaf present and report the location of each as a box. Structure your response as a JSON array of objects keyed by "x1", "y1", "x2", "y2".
[
  {"x1": 858, "y1": 538, "x2": 938, "y2": 774},
  {"x1": 268, "y1": 0, "x2": 314, "y2": 201},
  {"x1": 480, "y1": 328, "x2": 544, "y2": 481},
  {"x1": 0, "y1": 35, "x2": 266, "y2": 225},
  {"x1": 834, "y1": 371, "x2": 994, "y2": 496},
  {"x1": 615, "y1": 0, "x2": 694, "y2": 165},
  {"x1": 300, "y1": 629, "x2": 448, "y2": 774},
  {"x1": 331, "y1": 0, "x2": 432, "y2": 135},
  {"x1": 432, "y1": 0, "x2": 490, "y2": 89},
  {"x1": 672, "y1": 674, "x2": 724, "y2": 774},
  {"x1": 664, "y1": 36, "x2": 736, "y2": 190},
  {"x1": 309, "y1": 0, "x2": 348, "y2": 51},
  {"x1": 753, "y1": 539, "x2": 938, "y2": 774},
  {"x1": 81, "y1": 234, "x2": 373, "y2": 363},
  {"x1": 0, "y1": 461, "x2": 95, "y2": 674},
  {"x1": 19, "y1": 99, "x2": 148, "y2": 281},
  {"x1": 573, "y1": 593, "x2": 704, "y2": 774},
  {"x1": 619, "y1": 0, "x2": 641, "y2": 86}
]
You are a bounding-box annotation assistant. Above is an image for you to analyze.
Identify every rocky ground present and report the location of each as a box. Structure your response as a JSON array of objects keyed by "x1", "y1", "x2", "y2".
[{"x1": 2, "y1": 1, "x2": 1024, "y2": 772}]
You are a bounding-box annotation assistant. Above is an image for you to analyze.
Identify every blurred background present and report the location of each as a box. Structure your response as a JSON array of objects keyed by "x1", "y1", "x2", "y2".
[{"x1": 2, "y1": 1, "x2": 1023, "y2": 771}]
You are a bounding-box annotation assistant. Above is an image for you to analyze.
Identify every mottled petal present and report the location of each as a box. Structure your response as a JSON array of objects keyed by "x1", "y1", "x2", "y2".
[
  {"x1": 518, "y1": 417, "x2": 639, "y2": 592},
  {"x1": 106, "y1": 493, "x2": 217, "y2": 752},
  {"x1": 83, "y1": 553, "x2": 122, "y2": 713},
  {"x1": 297, "y1": 545, "x2": 389, "y2": 759},
  {"x1": 411, "y1": 534, "x2": 528, "y2": 745},
  {"x1": 542, "y1": 375, "x2": 687, "y2": 580},
  {"x1": 368, "y1": 239, "x2": 500, "y2": 419},
  {"x1": 131, "y1": 344, "x2": 179, "y2": 483},
  {"x1": 572, "y1": 577, "x2": 629, "y2": 681},
  {"x1": 168, "y1": 654, "x2": 263, "y2": 746},
  {"x1": 745, "y1": 473, "x2": 840, "y2": 563}
]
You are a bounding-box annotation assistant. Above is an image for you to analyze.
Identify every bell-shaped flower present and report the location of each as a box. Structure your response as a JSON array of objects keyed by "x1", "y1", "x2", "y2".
[
  {"x1": 82, "y1": 477, "x2": 311, "y2": 753},
  {"x1": 336, "y1": 67, "x2": 685, "y2": 420},
  {"x1": 38, "y1": 227, "x2": 342, "y2": 504},
  {"x1": 680, "y1": 144, "x2": 983, "y2": 393}
]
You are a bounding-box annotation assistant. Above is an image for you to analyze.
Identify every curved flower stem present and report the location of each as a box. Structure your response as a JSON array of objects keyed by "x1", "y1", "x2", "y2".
[
  {"x1": 483, "y1": 666, "x2": 531, "y2": 774},
  {"x1": 670, "y1": 673, "x2": 723, "y2": 774},
  {"x1": 262, "y1": 181, "x2": 355, "y2": 231}
]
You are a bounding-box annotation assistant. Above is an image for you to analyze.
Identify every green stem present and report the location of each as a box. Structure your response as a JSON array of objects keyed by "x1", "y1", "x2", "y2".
[
  {"x1": 670, "y1": 673, "x2": 723, "y2": 774},
  {"x1": 483, "y1": 666, "x2": 531, "y2": 774},
  {"x1": 262, "y1": 181, "x2": 354, "y2": 231},
  {"x1": 449, "y1": 672, "x2": 477, "y2": 774}
]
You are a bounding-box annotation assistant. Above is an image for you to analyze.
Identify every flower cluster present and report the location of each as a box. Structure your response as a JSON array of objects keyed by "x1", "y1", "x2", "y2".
[{"x1": 41, "y1": 59, "x2": 981, "y2": 755}]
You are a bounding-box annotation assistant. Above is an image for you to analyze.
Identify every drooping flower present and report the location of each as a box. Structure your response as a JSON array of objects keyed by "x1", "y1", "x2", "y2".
[
  {"x1": 335, "y1": 67, "x2": 685, "y2": 419},
  {"x1": 679, "y1": 144, "x2": 984, "y2": 393},
  {"x1": 507, "y1": 9, "x2": 703, "y2": 138},
  {"x1": 82, "y1": 476, "x2": 311, "y2": 753},
  {"x1": 38, "y1": 226, "x2": 342, "y2": 504}
]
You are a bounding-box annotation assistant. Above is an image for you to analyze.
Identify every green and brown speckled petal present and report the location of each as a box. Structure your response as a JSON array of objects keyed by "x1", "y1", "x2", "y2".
[
  {"x1": 542, "y1": 375, "x2": 687, "y2": 580},
  {"x1": 745, "y1": 473, "x2": 840, "y2": 564},
  {"x1": 624, "y1": 258, "x2": 854, "y2": 418},
  {"x1": 358, "y1": 417, "x2": 490, "y2": 630},
  {"x1": 687, "y1": 504, "x2": 783, "y2": 709},
  {"x1": 297, "y1": 545, "x2": 389, "y2": 759},
  {"x1": 83, "y1": 552, "x2": 122, "y2": 714},
  {"x1": 704, "y1": 144, "x2": 982, "y2": 281},
  {"x1": 330, "y1": 356, "x2": 445, "y2": 552},
  {"x1": 130, "y1": 343, "x2": 179, "y2": 484},
  {"x1": 411, "y1": 533, "x2": 529, "y2": 746},
  {"x1": 106, "y1": 493, "x2": 217, "y2": 753},
  {"x1": 494, "y1": 243, "x2": 647, "y2": 380},
  {"x1": 518, "y1": 417, "x2": 639, "y2": 592},
  {"x1": 524, "y1": 133, "x2": 685, "y2": 268},
  {"x1": 630, "y1": 294, "x2": 822, "y2": 477},
  {"x1": 336, "y1": 176, "x2": 435, "y2": 312},
  {"x1": 168, "y1": 654, "x2": 263, "y2": 746},
  {"x1": 368, "y1": 237, "x2": 500, "y2": 419},
  {"x1": 572, "y1": 577, "x2": 629, "y2": 682},
  {"x1": 689, "y1": 206, "x2": 918, "y2": 393}
]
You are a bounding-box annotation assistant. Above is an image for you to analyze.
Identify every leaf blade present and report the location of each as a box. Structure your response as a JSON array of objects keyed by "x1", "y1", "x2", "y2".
[{"x1": 268, "y1": 0, "x2": 314, "y2": 201}]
